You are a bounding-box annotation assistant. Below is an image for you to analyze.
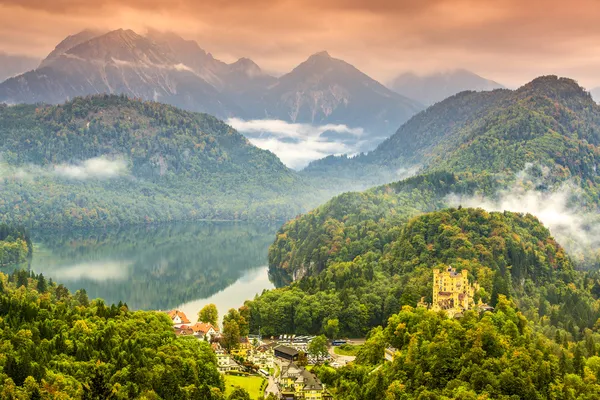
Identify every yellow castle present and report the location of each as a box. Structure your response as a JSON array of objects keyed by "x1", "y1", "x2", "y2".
[{"x1": 429, "y1": 266, "x2": 479, "y2": 317}]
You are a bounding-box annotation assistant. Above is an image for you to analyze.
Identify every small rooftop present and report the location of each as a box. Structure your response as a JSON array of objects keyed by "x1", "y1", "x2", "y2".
[{"x1": 274, "y1": 345, "x2": 299, "y2": 357}]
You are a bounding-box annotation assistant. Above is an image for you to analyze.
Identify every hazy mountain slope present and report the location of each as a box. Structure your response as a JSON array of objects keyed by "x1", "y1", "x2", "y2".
[
  {"x1": 306, "y1": 76, "x2": 600, "y2": 183},
  {"x1": 0, "y1": 95, "x2": 316, "y2": 227},
  {"x1": 0, "y1": 53, "x2": 40, "y2": 83},
  {"x1": 390, "y1": 69, "x2": 504, "y2": 106},
  {"x1": 2, "y1": 29, "x2": 422, "y2": 142},
  {"x1": 257, "y1": 51, "x2": 423, "y2": 139}
]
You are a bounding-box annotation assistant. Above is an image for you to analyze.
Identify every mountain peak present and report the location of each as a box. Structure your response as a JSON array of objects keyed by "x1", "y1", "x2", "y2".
[
  {"x1": 519, "y1": 75, "x2": 591, "y2": 102},
  {"x1": 102, "y1": 28, "x2": 141, "y2": 42},
  {"x1": 228, "y1": 57, "x2": 263, "y2": 77},
  {"x1": 309, "y1": 51, "x2": 331, "y2": 59},
  {"x1": 40, "y1": 29, "x2": 105, "y2": 68}
]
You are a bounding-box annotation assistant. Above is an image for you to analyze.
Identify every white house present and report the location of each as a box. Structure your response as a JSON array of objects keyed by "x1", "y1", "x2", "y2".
[{"x1": 167, "y1": 310, "x2": 191, "y2": 328}]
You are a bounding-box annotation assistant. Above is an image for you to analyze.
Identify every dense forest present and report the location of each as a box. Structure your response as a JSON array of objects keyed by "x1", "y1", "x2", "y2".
[
  {"x1": 0, "y1": 95, "x2": 324, "y2": 228},
  {"x1": 314, "y1": 299, "x2": 600, "y2": 399},
  {"x1": 245, "y1": 208, "x2": 599, "y2": 338},
  {"x1": 0, "y1": 269, "x2": 232, "y2": 399},
  {"x1": 0, "y1": 224, "x2": 31, "y2": 266}
]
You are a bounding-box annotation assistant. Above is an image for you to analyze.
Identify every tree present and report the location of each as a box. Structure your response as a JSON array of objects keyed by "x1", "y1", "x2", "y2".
[
  {"x1": 324, "y1": 319, "x2": 340, "y2": 340},
  {"x1": 199, "y1": 304, "x2": 219, "y2": 326},
  {"x1": 228, "y1": 387, "x2": 250, "y2": 400},
  {"x1": 36, "y1": 274, "x2": 47, "y2": 293},
  {"x1": 222, "y1": 320, "x2": 241, "y2": 351},
  {"x1": 224, "y1": 308, "x2": 249, "y2": 337},
  {"x1": 308, "y1": 335, "x2": 329, "y2": 362}
]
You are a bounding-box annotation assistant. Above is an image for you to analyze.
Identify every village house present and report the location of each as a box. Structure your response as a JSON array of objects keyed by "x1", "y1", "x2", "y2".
[
  {"x1": 213, "y1": 343, "x2": 243, "y2": 374},
  {"x1": 166, "y1": 310, "x2": 191, "y2": 328},
  {"x1": 384, "y1": 347, "x2": 397, "y2": 362},
  {"x1": 190, "y1": 322, "x2": 220, "y2": 341},
  {"x1": 230, "y1": 336, "x2": 254, "y2": 357},
  {"x1": 279, "y1": 361, "x2": 331, "y2": 400},
  {"x1": 174, "y1": 324, "x2": 194, "y2": 336},
  {"x1": 246, "y1": 345, "x2": 275, "y2": 370}
]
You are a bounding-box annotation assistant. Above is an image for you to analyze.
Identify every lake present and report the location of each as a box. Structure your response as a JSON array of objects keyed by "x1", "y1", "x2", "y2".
[{"x1": 17, "y1": 221, "x2": 280, "y2": 323}]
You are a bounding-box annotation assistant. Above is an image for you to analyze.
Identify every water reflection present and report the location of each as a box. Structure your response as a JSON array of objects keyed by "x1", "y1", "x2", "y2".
[{"x1": 25, "y1": 222, "x2": 279, "y2": 311}]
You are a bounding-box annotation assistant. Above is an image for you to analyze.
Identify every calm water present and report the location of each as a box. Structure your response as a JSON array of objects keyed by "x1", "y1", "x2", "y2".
[{"x1": 19, "y1": 222, "x2": 278, "y2": 320}]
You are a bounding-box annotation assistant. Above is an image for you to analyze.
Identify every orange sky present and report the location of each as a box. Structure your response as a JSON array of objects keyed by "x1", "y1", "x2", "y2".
[{"x1": 2, "y1": 0, "x2": 600, "y2": 87}]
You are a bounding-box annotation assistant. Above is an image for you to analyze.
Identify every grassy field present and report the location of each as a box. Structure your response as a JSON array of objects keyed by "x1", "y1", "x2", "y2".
[
  {"x1": 224, "y1": 375, "x2": 265, "y2": 399},
  {"x1": 333, "y1": 344, "x2": 363, "y2": 356}
]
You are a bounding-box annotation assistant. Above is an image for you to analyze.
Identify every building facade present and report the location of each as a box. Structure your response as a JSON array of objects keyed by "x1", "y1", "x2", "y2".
[{"x1": 431, "y1": 267, "x2": 479, "y2": 317}]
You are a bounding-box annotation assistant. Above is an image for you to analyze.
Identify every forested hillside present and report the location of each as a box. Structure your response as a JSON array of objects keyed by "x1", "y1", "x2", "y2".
[
  {"x1": 246, "y1": 208, "x2": 599, "y2": 338},
  {"x1": 0, "y1": 95, "x2": 316, "y2": 227},
  {"x1": 0, "y1": 270, "x2": 227, "y2": 399},
  {"x1": 304, "y1": 76, "x2": 600, "y2": 193},
  {"x1": 315, "y1": 297, "x2": 600, "y2": 399},
  {"x1": 0, "y1": 224, "x2": 31, "y2": 266},
  {"x1": 279, "y1": 76, "x2": 600, "y2": 282},
  {"x1": 248, "y1": 76, "x2": 600, "y2": 398}
]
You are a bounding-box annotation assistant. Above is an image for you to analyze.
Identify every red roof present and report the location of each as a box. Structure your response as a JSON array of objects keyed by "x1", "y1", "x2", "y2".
[
  {"x1": 167, "y1": 310, "x2": 191, "y2": 324},
  {"x1": 191, "y1": 322, "x2": 219, "y2": 334}
]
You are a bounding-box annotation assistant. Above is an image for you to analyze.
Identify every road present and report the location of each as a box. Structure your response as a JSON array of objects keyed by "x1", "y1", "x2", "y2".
[
  {"x1": 328, "y1": 346, "x2": 356, "y2": 367},
  {"x1": 265, "y1": 376, "x2": 279, "y2": 398}
]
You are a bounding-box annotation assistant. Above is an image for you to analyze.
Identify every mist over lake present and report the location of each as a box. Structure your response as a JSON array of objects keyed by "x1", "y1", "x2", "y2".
[{"x1": 23, "y1": 221, "x2": 278, "y2": 313}]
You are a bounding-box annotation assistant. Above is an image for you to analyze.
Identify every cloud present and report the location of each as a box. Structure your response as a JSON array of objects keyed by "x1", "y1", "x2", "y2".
[
  {"x1": 4, "y1": 0, "x2": 600, "y2": 87},
  {"x1": 0, "y1": 155, "x2": 128, "y2": 180},
  {"x1": 228, "y1": 118, "x2": 364, "y2": 138},
  {"x1": 46, "y1": 261, "x2": 131, "y2": 281},
  {"x1": 227, "y1": 118, "x2": 367, "y2": 169},
  {"x1": 54, "y1": 157, "x2": 127, "y2": 179},
  {"x1": 446, "y1": 165, "x2": 600, "y2": 261}
]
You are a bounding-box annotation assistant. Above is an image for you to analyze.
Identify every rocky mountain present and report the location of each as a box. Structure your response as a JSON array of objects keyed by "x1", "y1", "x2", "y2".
[
  {"x1": 257, "y1": 51, "x2": 423, "y2": 140},
  {"x1": 0, "y1": 29, "x2": 240, "y2": 116},
  {"x1": 0, "y1": 30, "x2": 423, "y2": 147},
  {"x1": 0, "y1": 52, "x2": 40, "y2": 83},
  {"x1": 389, "y1": 68, "x2": 504, "y2": 106}
]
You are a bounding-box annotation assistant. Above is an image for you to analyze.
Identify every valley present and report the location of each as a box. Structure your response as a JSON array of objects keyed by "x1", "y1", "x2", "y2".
[{"x1": 2, "y1": 18, "x2": 600, "y2": 399}]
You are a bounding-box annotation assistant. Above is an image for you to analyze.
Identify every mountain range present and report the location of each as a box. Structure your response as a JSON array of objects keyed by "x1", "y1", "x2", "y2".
[
  {"x1": 389, "y1": 69, "x2": 504, "y2": 106},
  {"x1": 0, "y1": 29, "x2": 423, "y2": 144}
]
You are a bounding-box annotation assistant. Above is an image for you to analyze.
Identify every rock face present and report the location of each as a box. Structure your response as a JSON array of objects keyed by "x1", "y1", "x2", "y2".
[
  {"x1": 0, "y1": 30, "x2": 423, "y2": 143},
  {"x1": 389, "y1": 69, "x2": 504, "y2": 106}
]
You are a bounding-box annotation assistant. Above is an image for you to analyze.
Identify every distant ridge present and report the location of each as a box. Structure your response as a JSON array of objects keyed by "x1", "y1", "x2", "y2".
[
  {"x1": 0, "y1": 52, "x2": 41, "y2": 82},
  {"x1": 389, "y1": 68, "x2": 504, "y2": 106}
]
